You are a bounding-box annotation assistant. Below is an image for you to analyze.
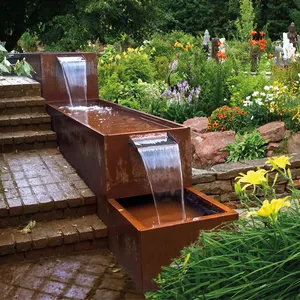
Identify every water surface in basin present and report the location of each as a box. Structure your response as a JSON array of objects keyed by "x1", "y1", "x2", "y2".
[
  {"x1": 57, "y1": 104, "x2": 169, "y2": 134},
  {"x1": 118, "y1": 192, "x2": 220, "y2": 228}
]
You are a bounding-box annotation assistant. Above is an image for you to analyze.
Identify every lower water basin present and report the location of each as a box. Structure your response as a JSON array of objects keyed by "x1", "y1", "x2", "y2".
[{"x1": 117, "y1": 190, "x2": 220, "y2": 228}]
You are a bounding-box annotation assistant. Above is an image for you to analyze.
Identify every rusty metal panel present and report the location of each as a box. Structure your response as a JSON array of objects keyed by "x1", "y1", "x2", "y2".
[
  {"x1": 22, "y1": 52, "x2": 98, "y2": 103},
  {"x1": 47, "y1": 99, "x2": 192, "y2": 222},
  {"x1": 108, "y1": 187, "x2": 239, "y2": 292}
]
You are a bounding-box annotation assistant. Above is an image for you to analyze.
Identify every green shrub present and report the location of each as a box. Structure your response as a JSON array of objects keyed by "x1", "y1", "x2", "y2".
[
  {"x1": 227, "y1": 72, "x2": 270, "y2": 106},
  {"x1": 243, "y1": 102, "x2": 278, "y2": 129},
  {"x1": 186, "y1": 53, "x2": 233, "y2": 115},
  {"x1": 99, "y1": 73, "x2": 124, "y2": 101},
  {"x1": 119, "y1": 99, "x2": 141, "y2": 110},
  {"x1": 222, "y1": 130, "x2": 267, "y2": 162},
  {"x1": 153, "y1": 56, "x2": 169, "y2": 81},
  {"x1": 146, "y1": 205, "x2": 300, "y2": 299},
  {"x1": 120, "y1": 50, "x2": 155, "y2": 83},
  {"x1": 207, "y1": 105, "x2": 247, "y2": 132}
]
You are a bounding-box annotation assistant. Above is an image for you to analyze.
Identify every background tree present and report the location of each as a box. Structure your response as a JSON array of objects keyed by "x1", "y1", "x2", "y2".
[
  {"x1": 0, "y1": 0, "x2": 73, "y2": 51},
  {"x1": 159, "y1": 0, "x2": 240, "y2": 38},
  {"x1": 36, "y1": 0, "x2": 164, "y2": 51},
  {"x1": 255, "y1": 0, "x2": 297, "y2": 39}
]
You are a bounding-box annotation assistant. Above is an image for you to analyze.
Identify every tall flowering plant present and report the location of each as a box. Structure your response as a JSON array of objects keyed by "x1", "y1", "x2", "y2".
[
  {"x1": 161, "y1": 80, "x2": 200, "y2": 105},
  {"x1": 249, "y1": 30, "x2": 267, "y2": 51},
  {"x1": 234, "y1": 155, "x2": 298, "y2": 225}
]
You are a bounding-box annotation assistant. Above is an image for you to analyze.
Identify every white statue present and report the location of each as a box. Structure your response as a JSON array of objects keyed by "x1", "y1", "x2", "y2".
[{"x1": 203, "y1": 30, "x2": 210, "y2": 46}]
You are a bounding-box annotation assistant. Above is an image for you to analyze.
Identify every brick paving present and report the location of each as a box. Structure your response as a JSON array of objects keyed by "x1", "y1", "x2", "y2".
[
  {"x1": 0, "y1": 148, "x2": 96, "y2": 227},
  {"x1": 0, "y1": 249, "x2": 145, "y2": 299}
]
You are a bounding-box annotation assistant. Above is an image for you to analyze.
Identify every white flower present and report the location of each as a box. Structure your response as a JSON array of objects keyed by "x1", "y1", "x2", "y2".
[
  {"x1": 252, "y1": 91, "x2": 259, "y2": 97},
  {"x1": 260, "y1": 92, "x2": 266, "y2": 96},
  {"x1": 264, "y1": 86, "x2": 271, "y2": 91},
  {"x1": 251, "y1": 116, "x2": 254, "y2": 120},
  {"x1": 298, "y1": 73, "x2": 300, "y2": 78},
  {"x1": 246, "y1": 96, "x2": 251, "y2": 100},
  {"x1": 243, "y1": 100, "x2": 252, "y2": 107}
]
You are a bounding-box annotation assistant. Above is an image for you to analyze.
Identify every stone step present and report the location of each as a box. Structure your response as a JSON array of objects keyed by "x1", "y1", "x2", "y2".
[
  {"x1": 0, "y1": 215, "x2": 107, "y2": 263},
  {"x1": 0, "y1": 130, "x2": 57, "y2": 153},
  {"x1": 0, "y1": 148, "x2": 97, "y2": 228},
  {"x1": 0, "y1": 96, "x2": 46, "y2": 115},
  {"x1": 0, "y1": 112, "x2": 51, "y2": 132},
  {"x1": 0, "y1": 76, "x2": 41, "y2": 98}
]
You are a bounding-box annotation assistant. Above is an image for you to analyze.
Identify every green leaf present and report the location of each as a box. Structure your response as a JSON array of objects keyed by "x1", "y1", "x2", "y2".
[
  {"x1": 0, "y1": 63, "x2": 10, "y2": 73},
  {"x1": 0, "y1": 44, "x2": 7, "y2": 52}
]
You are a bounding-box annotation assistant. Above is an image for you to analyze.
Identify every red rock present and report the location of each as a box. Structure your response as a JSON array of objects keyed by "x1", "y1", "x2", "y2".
[
  {"x1": 267, "y1": 142, "x2": 282, "y2": 151},
  {"x1": 257, "y1": 121, "x2": 285, "y2": 142},
  {"x1": 183, "y1": 117, "x2": 208, "y2": 133},
  {"x1": 287, "y1": 131, "x2": 300, "y2": 154},
  {"x1": 192, "y1": 131, "x2": 235, "y2": 168}
]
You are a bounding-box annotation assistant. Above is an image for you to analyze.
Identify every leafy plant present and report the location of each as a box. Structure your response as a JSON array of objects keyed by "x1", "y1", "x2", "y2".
[
  {"x1": 0, "y1": 44, "x2": 12, "y2": 74},
  {"x1": 147, "y1": 156, "x2": 300, "y2": 300},
  {"x1": 161, "y1": 80, "x2": 204, "y2": 123},
  {"x1": 0, "y1": 44, "x2": 34, "y2": 77},
  {"x1": 235, "y1": 0, "x2": 256, "y2": 41},
  {"x1": 223, "y1": 130, "x2": 267, "y2": 162},
  {"x1": 207, "y1": 105, "x2": 247, "y2": 132},
  {"x1": 147, "y1": 203, "x2": 300, "y2": 299}
]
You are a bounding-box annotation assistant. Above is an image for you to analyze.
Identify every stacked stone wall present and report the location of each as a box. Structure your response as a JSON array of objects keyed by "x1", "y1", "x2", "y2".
[{"x1": 192, "y1": 155, "x2": 300, "y2": 208}]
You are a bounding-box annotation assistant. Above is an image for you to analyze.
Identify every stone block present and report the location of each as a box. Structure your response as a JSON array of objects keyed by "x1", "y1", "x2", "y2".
[
  {"x1": 13, "y1": 231, "x2": 32, "y2": 252},
  {"x1": 193, "y1": 180, "x2": 233, "y2": 194},
  {"x1": 192, "y1": 168, "x2": 216, "y2": 184},
  {"x1": 212, "y1": 162, "x2": 252, "y2": 180}
]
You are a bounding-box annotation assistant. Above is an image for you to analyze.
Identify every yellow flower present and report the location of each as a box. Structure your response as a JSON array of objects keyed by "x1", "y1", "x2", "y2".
[
  {"x1": 236, "y1": 169, "x2": 268, "y2": 190},
  {"x1": 108, "y1": 57, "x2": 113, "y2": 61},
  {"x1": 247, "y1": 197, "x2": 291, "y2": 222},
  {"x1": 265, "y1": 156, "x2": 291, "y2": 171},
  {"x1": 115, "y1": 54, "x2": 121, "y2": 60},
  {"x1": 127, "y1": 48, "x2": 134, "y2": 53}
]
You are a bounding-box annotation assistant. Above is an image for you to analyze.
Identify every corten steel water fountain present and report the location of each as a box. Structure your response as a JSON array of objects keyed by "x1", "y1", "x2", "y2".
[{"x1": 23, "y1": 52, "x2": 238, "y2": 292}]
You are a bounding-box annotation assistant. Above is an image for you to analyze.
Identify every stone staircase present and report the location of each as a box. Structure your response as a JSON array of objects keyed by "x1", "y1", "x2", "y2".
[
  {"x1": 0, "y1": 77, "x2": 57, "y2": 152},
  {"x1": 0, "y1": 77, "x2": 107, "y2": 263}
]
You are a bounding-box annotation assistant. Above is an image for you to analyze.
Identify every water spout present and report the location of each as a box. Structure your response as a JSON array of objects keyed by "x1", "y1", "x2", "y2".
[
  {"x1": 130, "y1": 133, "x2": 186, "y2": 224},
  {"x1": 57, "y1": 56, "x2": 87, "y2": 107}
]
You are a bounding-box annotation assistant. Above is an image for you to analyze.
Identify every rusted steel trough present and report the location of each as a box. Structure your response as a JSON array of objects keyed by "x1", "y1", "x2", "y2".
[{"x1": 23, "y1": 52, "x2": 238, "y2": 292}]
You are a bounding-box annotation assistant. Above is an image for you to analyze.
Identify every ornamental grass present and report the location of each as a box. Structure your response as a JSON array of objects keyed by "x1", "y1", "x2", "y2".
[{"x1": 146, "y1": 206, "x2": 300, "y2": 299}]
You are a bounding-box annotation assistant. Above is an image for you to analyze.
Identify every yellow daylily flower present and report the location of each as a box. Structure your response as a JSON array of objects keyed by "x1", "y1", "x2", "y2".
[
  {"x1": 236, "y1": 169, "x2": 268, "y2": 190},
  {"x1": 247, "y1": 197, "x2": 291, "y2": 222},
  {"x1": 265, "y1": 156, "x2": 291, "y2": 171},
  {"x1": 115, "y1": 54, "x2": 121, "y2": 60}
]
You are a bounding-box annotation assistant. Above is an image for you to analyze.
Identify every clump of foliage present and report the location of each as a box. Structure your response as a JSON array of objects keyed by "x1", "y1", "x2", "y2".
[
  {"x1": 147, "y1": 156, "x2": 300, "y2": 300},
  {"x1": 207, "y1": 105, "x2": 246, "y2": 132},
  {"x1": 0, "y1": 44, "x2": 34, "y2": 77},
  {"x1": 147, "y1": 205, "x2": 300, "y2": 299},
  {"x1": 161, "y1": 80, "x2": 204, "y2": 123},
  {"x1": 222, "y1": 130, "x2": 267, "y2": 162}
]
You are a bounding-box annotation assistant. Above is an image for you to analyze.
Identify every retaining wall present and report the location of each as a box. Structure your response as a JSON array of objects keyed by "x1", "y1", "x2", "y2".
[{"x1": 192, "y1": 154, "x2": 300, "y2": 208}]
